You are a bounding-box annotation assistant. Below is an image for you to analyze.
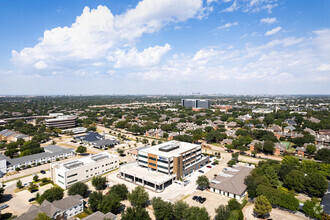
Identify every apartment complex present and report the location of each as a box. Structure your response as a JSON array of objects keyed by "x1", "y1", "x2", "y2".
[
  {"x1": 0, "y1": 145, "x2": 75, "y2": 174},
  {"x1": 51, "y1": 152, "x2": 119, "y2": 189},
  {"x1": 45, "y1": 115, "x2": 77, "y2": 128},
  {"x1": 181, "y1": 99, "x2": 211, "y2": 109},
  {"x1": 119, "y1": 141, "x2": 209, "y2": 192}
]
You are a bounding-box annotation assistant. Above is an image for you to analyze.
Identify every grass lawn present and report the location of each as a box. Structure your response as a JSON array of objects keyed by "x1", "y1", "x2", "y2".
[
  {"x1": 280, "y1": 141, "x2": 291, "y2": 149},
  {"x1": 211, "y1": 143, "x2": 222, "y2": 147}
]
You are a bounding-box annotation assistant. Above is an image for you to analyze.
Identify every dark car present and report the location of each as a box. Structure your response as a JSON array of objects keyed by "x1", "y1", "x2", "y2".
[
  {"x1": 198, "y1": 170, "x2": 204, "y2": 173},
  {"x1": 30, "y1": 189, "x2": 39, "y2": 193},
  {"x1": 40, "y1": 170, "x2": 46, "y2": 174},
  {"x1": 28, "y1": 198, "x2": 36, "y2": 202},
  {"x1": 206, "y1": 165, "x2": 212, "y2": 168},
  {"x1": 199, "y1": 197, "x2": 206, "y2": 204},
  {"x1": 196, "y1": 196, "x2": 202, "y2": 202},
  {"x1": 192, "y1": 196, "x2": 198, "y2": 200}
]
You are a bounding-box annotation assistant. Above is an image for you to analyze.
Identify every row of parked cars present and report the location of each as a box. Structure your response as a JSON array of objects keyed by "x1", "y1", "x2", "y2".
[{"x1": 192, "y1": 196, "x2": 207, "y2": 204}]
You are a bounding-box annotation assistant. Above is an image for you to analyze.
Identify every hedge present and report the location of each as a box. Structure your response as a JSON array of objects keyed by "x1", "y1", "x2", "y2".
[{"x1": 256, "y1": 185, "x2": 299, "y2": 211}]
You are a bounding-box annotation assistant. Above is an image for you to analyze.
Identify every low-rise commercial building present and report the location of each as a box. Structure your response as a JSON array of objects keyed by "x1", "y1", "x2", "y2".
[
  {"x1": 45, "y1": 115, "x2": 77, "y2": 128},
  {"x1": 0, "y1": 129, "x2": 30, "y2": 142},
  {"x1": 119, "y1": 141, "x2": 209, "y2": 192},
  {"x1": 74, "y1": 132, "x2": 119, "y2": 149},
  {"x1": 51, "y1": 152, "x2": 119, "y2": 189},
  {"x1": 210, "y1": 165, "x2": 253, "y2": 200}
]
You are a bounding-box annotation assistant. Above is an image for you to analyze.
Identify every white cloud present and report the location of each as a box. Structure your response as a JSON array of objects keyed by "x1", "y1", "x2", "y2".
[
  {"x1": 260, "y1": 17, "x2": 277, "y2": 24},
  {"x1": 222, "y1": 1, "x2": 239, "y2": 12},
  {"x1": 12, "y1": 0, "x2": 203, "y2": 73},
  {"x1": 216, "y1": 22, "x2": 238, "y2": 30},
  {"x1": 108, "y1": 44, "x2": 171, "y2": 68},
  {"x1": 317, "y1": 64, "x2": 330, "y2": 71},
  {"x1": 131, "y1": 29, "x2": 330, "y2": 84},
  {"x1": 265, "y1": 26, "x2": 282, "y2": 36}
]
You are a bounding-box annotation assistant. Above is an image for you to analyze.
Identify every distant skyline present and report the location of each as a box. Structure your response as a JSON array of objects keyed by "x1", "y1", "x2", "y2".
[{"x1": 0, "y1": 0, "x2": 330, "y2": 95}]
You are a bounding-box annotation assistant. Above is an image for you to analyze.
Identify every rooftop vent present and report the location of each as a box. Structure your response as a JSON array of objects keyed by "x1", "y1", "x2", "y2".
[
  {"x1": 159, "y1": 142, "x2": 180, "y2": 152},
  {"x1": 91, "y1": 154, "x2": 109, "y2": 161},
  {"x1": 64, "y1": 160, "x2": 84, "y2": 169}
]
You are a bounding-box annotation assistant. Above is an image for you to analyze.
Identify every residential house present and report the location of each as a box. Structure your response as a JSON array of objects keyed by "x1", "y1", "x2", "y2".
[
  {"x1": 14, "y1": 195, "x2": 84, "y2": 220},
  {"x1": 82, "y1": 211, "x2": 117, "y2": 220},
  {"x1": 284, "y1": 125, "x2": 296, "y2": 133},
  {"x1": 296, "y1": 147, "x2": 306, "y2": 157},
  {"x1": 248, "y1": 140, "x2": 264, "y2": 152},
  {"x1": 274, "y1": 142, "x2": 286, "y2": 156},
  {"x1": 0, "y1": 129, "x2": 30, "y2": 142}
]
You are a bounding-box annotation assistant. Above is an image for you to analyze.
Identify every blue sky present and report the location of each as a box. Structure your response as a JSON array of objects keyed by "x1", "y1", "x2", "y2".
[{"x1": 0, "y1": 0, "x2": 329, "y2": 95}]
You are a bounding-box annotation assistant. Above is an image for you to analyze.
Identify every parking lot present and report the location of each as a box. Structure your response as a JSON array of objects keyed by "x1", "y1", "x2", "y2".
[{"x1": 184, "y1": 189, "x2": 230, "y2": 219}]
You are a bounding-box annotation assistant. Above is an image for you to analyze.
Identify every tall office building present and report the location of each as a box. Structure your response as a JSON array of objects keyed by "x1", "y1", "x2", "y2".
[
  {"x1": 181, "y1": 99, "x2": 211, "y2": 109},
  {"x1": 45, "y1": 115, "x2": 77, "y2": 128}
]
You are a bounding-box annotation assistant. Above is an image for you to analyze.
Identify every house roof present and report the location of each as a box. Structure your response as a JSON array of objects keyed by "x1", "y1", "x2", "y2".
[
  {"x1": 322, "y1": 193, "x2": 330, "y2": 215},
  {"x1": 6, "y1": 145, "x2": 74, "y2": 166},
  {"x1": 82, "y1": 211, "x2": 117, "y2": 220},
  {"x1": 14, "y1": 195, "x2": 83, "y2": 220},
  {"x1": 93, "y1": 139, "x2": 118, "y2": 147},
  {"x1": 210, "y1": 166, "x2": 253, "y2": 195},
  {"x1": 75, "y1": 132, "x2": 103, "y2": 142}
]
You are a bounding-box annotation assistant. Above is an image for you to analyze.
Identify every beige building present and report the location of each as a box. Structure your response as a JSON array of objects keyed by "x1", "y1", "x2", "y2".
[
  {"x1": 51, "y1": 152, "x2": 119, "y2": 189},
  {"x1": 45, "y1": 115, "x2": 77, "y2": 128}
]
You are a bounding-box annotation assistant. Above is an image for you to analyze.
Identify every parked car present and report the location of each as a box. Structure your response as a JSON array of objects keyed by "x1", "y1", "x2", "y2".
[
  {"x1": 198, "y1": 170, "x2": 204, "y2": 173},
  {"x1": 0, "y1": 204, "x2": 8, "y2": 210},
  {"x1": 195, "y1": 196, "x2": 202, "y2": 202},
  {"x1": 192, "y1": 196, "x2": 197, "y2": 200},
  {"x1": 206, "y1": 165, "x2": 212, "y2": 168},
  {"x1": 199, "y1": 197, "x2": 206, "y2": 204},
  {"x1": 28, "y1": 198, "x2": 36, "y2": 202},
  {"x1": 40, "y1": 170, "x2": 46, "y2": 174},
  {"x1": 30, "y1": 189, "x2": 39, "y2": 193}
]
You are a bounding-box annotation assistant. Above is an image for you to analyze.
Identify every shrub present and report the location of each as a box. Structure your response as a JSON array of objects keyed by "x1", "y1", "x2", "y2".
[{"x1": 256, "y1": 185, "x2": 299, "y2": 211}]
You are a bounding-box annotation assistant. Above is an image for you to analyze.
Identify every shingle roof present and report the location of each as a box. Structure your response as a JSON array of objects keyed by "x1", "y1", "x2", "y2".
[
  {"x1": 93, "y1": 139, "x2": 118, "y2": 147},
  {"x1": 7, "y1": 145, "x2": 74, "y2": 166},
  {"x1": 82, "y1": 211, "x2": 117, "y2": 220},
  {"x1": 210, "y1": 166, "x2": 253, "y2": 195},
  {"x1": 75, "y1": 132, "x2": 103, "y2": 142}
]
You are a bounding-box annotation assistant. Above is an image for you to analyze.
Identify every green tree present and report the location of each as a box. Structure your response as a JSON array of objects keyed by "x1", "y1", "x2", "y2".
[
  {"x1": 16, "y1": 180, "x2": 23, "y2": 189},
  {"x1": 121, "y1": 206, "x2": 151, "y2": 220},
  {"x1": 227, "y1": 160, "x2": 236, "y2": 167},
  {"x1": 196, "y1": 175, "x2": 210, "y2": 189},
  {"x1": 128, "y1": 186, "x2": 149, "y2": 207},
  {"x1": 282, "y1": 155, "x2": 300, "y2": 166},
  {"x1": 68, "y1": 182, "x2": 89, "y2": 197},
  {"x1": 228, "y1": 198, "x2": 241, "y2": 211},
  {"x1": 34, "y1": 212, "x2": 52, "y2": 220},
  {"x1": 173, "y1": 200, "x2": 189, "y2": 220},
  {"x1": 0, "y1": 187, "x2": 4, "y2": 199},
  {"x1": 38, "y1": 187, "x2": 64, "y2": 204},
  {"x1": 92, "y1": 176, "x2": 107, "y2": 190},
  {"x1": 304, "y1": 172, "x2": 328, "y2": 197},
  {"x1": 215, "y1": 205, "x2": 230, "y2": 220},
  {"x1": 254, "y1": 195, "x2": 272, "y2": 217},
  {"x1": 76, "y1": 145, "x2": 87, "y2": 154},
  {"x1": 306, "y1": 144, "x2": 316, "y2": 155},
  {"x1": 152, "y1": 197, "x2": 173, "y2": 220},
  {"x1": 33, "y1": 175, "x2": 39, "y2": 182},
  {"x1": 183, "y1": 206, "x2": 210, "y2": 220},
  {"x1": 284, "y1": 170, "x2": 305, "y2": 192},
  {"x1": 88, "y1": 191, "x2": 103, "y2": 212},
  {"x1": 108, "y1": 184, "x2": 129, "y2": 200},
  {"x1": 302, "y1": 200, "x2": 321, "y2": 219},
  {"x1": 263, "y1": 140, "x2": 275, "y2": 154},
  {"x1": 232, "y1": 152, "x2": 239, "y2": 159},
  {"x1": 98, "y1": 192, "x2": 121, "y2": 214},
  {"x1": 315, "y1": 148, "x2": 330, "y2": 163}
]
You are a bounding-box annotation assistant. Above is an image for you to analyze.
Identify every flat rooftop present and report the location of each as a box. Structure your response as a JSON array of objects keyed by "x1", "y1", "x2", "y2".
[
  {"x1": 120, "y1": 162, "x2": 175, "y2": 184},
  {"x1": 58, "y1": 152, "x2": 118, "y2": 170},
  {"x1": 139, "y1": 141, "x2": 200, "y2": 158},
  {"x1": 46, "y1": 115, "x2": 77, "y2": 122}
]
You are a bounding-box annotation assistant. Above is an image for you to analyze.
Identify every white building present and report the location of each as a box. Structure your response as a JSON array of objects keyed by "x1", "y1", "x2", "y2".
[
  {"x1": 51, "y1": 152, "x2": 119, "y2": 189},
  {"x1": 45, "y1": 115, "x2": 77, "y2": 128},
  {"x1": 0, "y1": 145, "x2": 75, "y2": 173}
]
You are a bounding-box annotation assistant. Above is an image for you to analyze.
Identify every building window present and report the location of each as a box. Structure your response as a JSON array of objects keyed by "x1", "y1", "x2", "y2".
[
  {"x1": 58, "y1": 174, "x2": 64, "y2": 178},
  {"x1": 68, "y1": 179, "x2": 78, "y2": 184},
  {"x1": 67, "y1": 173, "x2": 77, "y2": 178}
]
